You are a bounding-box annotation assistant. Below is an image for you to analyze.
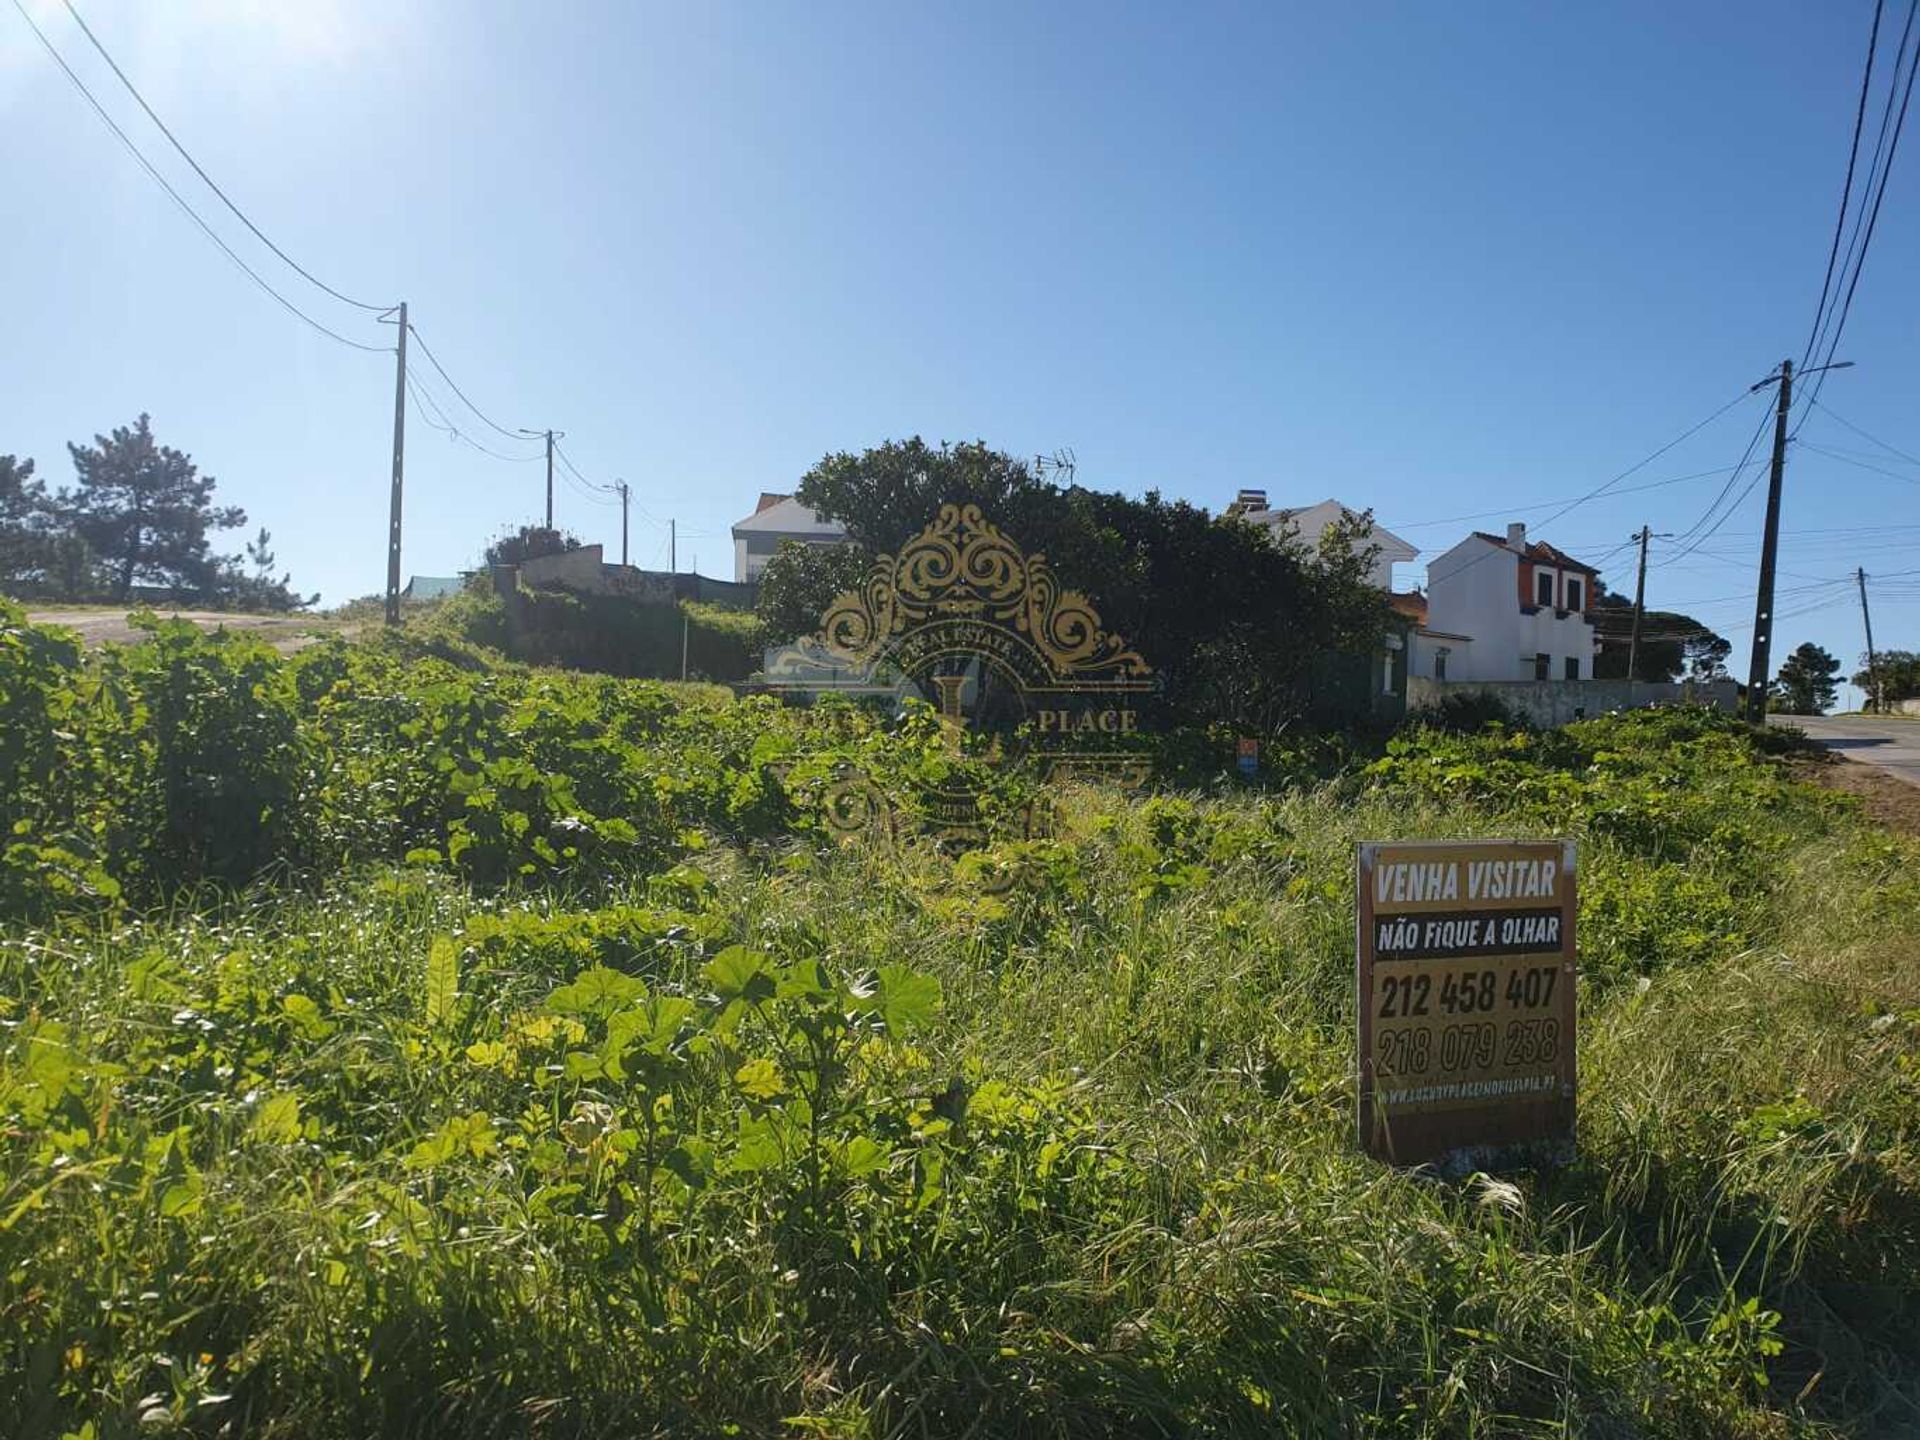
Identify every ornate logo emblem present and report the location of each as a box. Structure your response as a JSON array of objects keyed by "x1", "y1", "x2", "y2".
[{"x1": 762, "y1": 504, "x2": 1156, "y2": 846}]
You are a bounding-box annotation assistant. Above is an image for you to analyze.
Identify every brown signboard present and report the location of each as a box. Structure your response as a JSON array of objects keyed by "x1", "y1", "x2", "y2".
[{"x1": 1356, "y1": 840, "x2": 1577, "y2": 1168}]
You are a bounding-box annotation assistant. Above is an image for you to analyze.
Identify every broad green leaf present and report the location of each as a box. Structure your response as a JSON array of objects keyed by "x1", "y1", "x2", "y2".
[
  {"x1": 875, "y1": 966, "x2": 941, "y2": 1035},
  {"x1": 704, "y1": 945, "x2": 774, "y2": 1004},
  {"x1": 729, "y1": 1113, "x2": 793, "y2": 1173},
  {"x1": 775, "y1": 958, "x2": 833, "y2": 1003},
  {"x1": 545, "y1": 965, "x2": 646, "y2": 1018},
  {"x1": 251, "y1": 1092, "x2": 301, "y2": 1144},
  {"x1": 839, "y1": 1134, "x2": 889, "y2": 1178},
  {"x1": 281, "y1": 992, "x2": 333, "y2": 1041},
  {"x1": 424, "y1": 937, "x2": 459, "y2": 1029},
  {"x1": 159, "y1": 1173, "x2": 204, "y2": 1219},
  {"x1": 733, "y1": 1056, "x2": 786, "y2": 1101}
]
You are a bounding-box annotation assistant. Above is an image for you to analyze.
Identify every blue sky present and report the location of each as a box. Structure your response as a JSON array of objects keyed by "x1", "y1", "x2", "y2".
[{"x1": 2, "y1": 1, "x2": 1916, "y2": 704}]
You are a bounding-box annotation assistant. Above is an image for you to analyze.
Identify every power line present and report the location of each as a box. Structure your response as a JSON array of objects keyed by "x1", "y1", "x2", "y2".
[
  {"x1": 1420, "y1": 388, "x2": 1763, "y2": 587},
  {"x1": 1646, "y1": 402, "x2": 1775, "y2": 566},
  {"x1": 1798, "y1": 0, "x2": 1920, "y2": 422},
  {"x1": 1797, "y1": 440, "x2": 1920, "y2": 486},
  {"x1": 1385, "y1": 459, "x2": 1776, "y2": 532},
  {"x1": 405, "y1": 375, "x2": 545, "y2": 463},
  {"x1": 1806, "y1": 398, "x2": 1920, "y2": 468},
  {"x1": 405, "y1": 322, "x2": 530, "y2": 440},
  {"x1": 57, "y1": 0, "x2": 387, "y2": 314},
  {"x1": 1799, "y1": 0, "x2": 1886, "y2": 374},
  {"x1": 7, "y1": 0, "x2": 389, "y2": 354}
]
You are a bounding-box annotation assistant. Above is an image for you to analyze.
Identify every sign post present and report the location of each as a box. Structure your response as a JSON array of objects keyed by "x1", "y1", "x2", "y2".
[{"x1": 1356, "y1": 840, "x2": 1576, "y2": 1169}]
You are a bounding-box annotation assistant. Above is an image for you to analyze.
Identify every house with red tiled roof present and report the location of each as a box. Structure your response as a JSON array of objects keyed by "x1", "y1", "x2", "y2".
[{"x1": 1416, "y1": 522, "x2": 1603, "y2": 682}]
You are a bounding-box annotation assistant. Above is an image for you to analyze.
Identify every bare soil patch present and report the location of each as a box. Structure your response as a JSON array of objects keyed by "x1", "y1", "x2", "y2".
[{"x1": 1791, "y1": 753, "x2": 1920, "y2": 838}]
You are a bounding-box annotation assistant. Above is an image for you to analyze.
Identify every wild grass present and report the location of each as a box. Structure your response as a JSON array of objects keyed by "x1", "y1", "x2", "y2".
[{"x1": 2, "y1": 674, "x2": 1918, "y2": 1436}]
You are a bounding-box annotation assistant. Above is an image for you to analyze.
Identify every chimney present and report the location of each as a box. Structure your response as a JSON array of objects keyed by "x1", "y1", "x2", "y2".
[{"x1": 1506, "y1": 522, "x2": 1527, "y2": 550}]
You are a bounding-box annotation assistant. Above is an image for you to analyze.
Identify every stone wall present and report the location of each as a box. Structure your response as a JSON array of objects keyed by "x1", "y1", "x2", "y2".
[{"x1": 1406, "y1": 676, "x2": 1740, "y2": 728}]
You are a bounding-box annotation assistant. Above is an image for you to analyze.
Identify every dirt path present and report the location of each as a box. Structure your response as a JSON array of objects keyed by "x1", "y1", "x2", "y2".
[
  {"x1": 1791, "y1": 753, "x2": 1920, "y2": 839},
  {"x1": 26, "y1": 608, "x2": 341, "y2": 654}
]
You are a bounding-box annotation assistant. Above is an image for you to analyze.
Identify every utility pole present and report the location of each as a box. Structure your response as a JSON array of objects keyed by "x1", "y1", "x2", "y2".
[
  {"x1": 1858, "y1": 566, "x2": 1880, "y2": 713},
  {"x1": 1627, "y1": 524, "x2": 1652, "y2": 682},
  {"x1": 517, "y1": 428, "x2": 561, "y2": 529},
  {"x1": 383, "y1": 300, "x2": 408, "y2": 626},
  {"x1": 680, "y1": 609, "x2": 690, "y2": 681},
  {"x1": 617, "y1": 481, "x2": 630, "y2": 568},
  {"x1": 1743, "y1": 357, "x2": 1852, "y2": 722},
  {"x1": 543, "y1": 430, "x2": 554, "y2": 529},
  {"x1": 1744, "y1": 359, "x2": 1793, "y2": 723},
  {"x1": 670, "y1": 518, "x2": 676, "y2": 573}
]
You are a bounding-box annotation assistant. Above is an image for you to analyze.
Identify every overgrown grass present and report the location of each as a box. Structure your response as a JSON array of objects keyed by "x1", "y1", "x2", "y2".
[{"x1": 3, "y1": 618, "x2": 1919, "y2": 1436}]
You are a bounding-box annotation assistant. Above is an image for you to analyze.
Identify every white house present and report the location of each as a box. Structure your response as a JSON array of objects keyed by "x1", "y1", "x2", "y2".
[
  {"x1": 731, "y1": 493, "x2": 849, "y2": 583},
  {"x1": 1416, "y1": 523, "x2": 1601, "y2": 682},
  {"x1": 1224, "y1": 490, "x2": 1419, "y2": 591}
]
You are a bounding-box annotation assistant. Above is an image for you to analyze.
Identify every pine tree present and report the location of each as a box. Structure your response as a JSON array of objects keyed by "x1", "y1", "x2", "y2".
[
  {"x1": 1770, "y1": 642, "x2": 1841, "y2": 716},
  {"x1": 61, "y1": 415, "x2": 245, "y2": 601}
]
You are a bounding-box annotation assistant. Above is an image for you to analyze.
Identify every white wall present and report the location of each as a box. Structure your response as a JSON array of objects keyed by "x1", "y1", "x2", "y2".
[
  {"x1": 1251, "y1": 500, "x2": 1416, "y2": 590},
  {"x1": 1426, "y1": 541, "x2": 1519, "y2": 681},
  {"x1": 1408, "y1": 677, "x2": 1740, "y2": 727},
  {"x1": 1427, "y1": 539, "x2": 1597, "y2": 682}
]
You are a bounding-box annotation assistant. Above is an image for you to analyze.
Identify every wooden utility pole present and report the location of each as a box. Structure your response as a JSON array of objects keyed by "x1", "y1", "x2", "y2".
[
  {"x1": 384, "y1": 300, "x2": 408, "y2": 625},
  {"x1": 1858, "y1": 566, "x2": 1880, "y2": 713},
  {"x1": 1626, "y1": 525, "x2": 1652, "y2": 682},
  {"x1": 1744, "y1": 359, "x2": 1793, "y2": 723},
  {"x1": 617, "y1": 481, "x2": 630, "y2": 567}
]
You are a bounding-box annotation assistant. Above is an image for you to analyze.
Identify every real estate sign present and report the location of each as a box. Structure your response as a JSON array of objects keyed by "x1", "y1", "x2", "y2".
[{"x1": 1355, "y1": 839, "x2": 1577, "y2": 1167}]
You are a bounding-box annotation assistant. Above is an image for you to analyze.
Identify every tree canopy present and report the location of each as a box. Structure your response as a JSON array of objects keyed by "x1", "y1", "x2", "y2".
[
  {"x1": 1590, "y1": 588, "x2": 1731, "y2": 683},
  {"x1": 62, "y1": 414, "x2": 246, "y2": 601},
  {"x1": 1770, "y1": 641, "x2": 1841, "y2": 715},
  {"x1": 1852, "y1": 649, "x2": 1920, "y2": 709},
  {"x1": 484, "y1": 525, "x2": 584, "y2": 567},
  {"x1": 2, "y1": 419, "x2": 310, "y2": 608},
  {"x1": 764, "y1": 437, "x2": 1394, "y2": 733}
]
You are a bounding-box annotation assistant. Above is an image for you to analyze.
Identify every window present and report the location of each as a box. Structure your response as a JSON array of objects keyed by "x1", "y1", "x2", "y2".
[
  {"x1": 1565, "y1": 578, "x2": 1583, "y2": 611},
  {"x1": 1536, "y1": 571, "x2": 1554, "y2": 606},
  {"x1": 1533, "y1": 652, "x2": 1550, "y2": 681},
  {"x1": 1565, "y1": 656, "x2": 1580, "y2": 680},
  {"x1": 1434, "y1": 647, "x2": 1449, "y2": 681}
]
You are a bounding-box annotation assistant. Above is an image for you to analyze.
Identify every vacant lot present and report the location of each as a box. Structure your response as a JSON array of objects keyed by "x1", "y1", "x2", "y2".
[
  {"x1": 3, "y1": 605, "x2": 1918, "y2": 1436},
  {"x1": 26, "y1": 605, "x2": 341, "y2": 653}
]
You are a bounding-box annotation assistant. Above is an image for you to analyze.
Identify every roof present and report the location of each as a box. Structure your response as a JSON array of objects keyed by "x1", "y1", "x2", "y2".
[
  {"x1": 402, "y1": 575, "x2": 465, "y2": 600},
  {"x1": 1244, "y1": 499, "x2": 1419, "y2": 561},
  {"x1": 731, "y1": 496, "x2": 848, "y2": 539},
  {"x1": 1468, "y1": 532, "x2": 1602, "y2": 575},
  {"x1": 1389, "y1": 590, "x2": 1427, "y2": 623}
]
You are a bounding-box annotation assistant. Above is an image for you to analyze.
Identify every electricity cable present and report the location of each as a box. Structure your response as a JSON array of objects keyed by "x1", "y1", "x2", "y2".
[
  {"x1": 7, "y1": 0, "x2": 389, "y2": 354},
  {"x1": 58, "y1": 0, "x2": 388, "y2": 313}
]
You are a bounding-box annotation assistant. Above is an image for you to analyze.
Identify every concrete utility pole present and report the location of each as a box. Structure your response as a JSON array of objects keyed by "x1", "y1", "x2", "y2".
[
  {"x1": 617, "y1": 480, "x2": 630, "y2": 567},
  {"x1": 543, "y1": 430, "x2": 554, "y2": 529},
  {"x1": 1627, "y1": 525, "x2": 1652, "y2": 682},
  {"x1": 1858, "y1": 566, "x2": 1880, "y2": 713},
  {"x1": 670, "y1": 518, "x2": 676, "y2": 573},
  {"x1": 1744, "y1": 360, "x2": 1793, "y2": 723},
  {"x1": 384, "y1": 300, "x2": 408, "y2": 626}
]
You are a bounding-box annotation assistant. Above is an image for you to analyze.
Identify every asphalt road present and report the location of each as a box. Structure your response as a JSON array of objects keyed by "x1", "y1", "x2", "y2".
[{"x1": 1773, "y1": 712, "x2": 1920, "y2": 788}]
